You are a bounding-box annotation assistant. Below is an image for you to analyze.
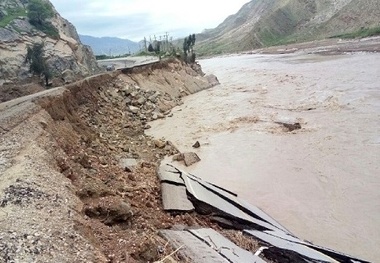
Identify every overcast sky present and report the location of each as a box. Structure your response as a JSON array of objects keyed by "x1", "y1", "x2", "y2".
[{"x1": 49, "y1": 0, "x2": 249, "y2": 41}]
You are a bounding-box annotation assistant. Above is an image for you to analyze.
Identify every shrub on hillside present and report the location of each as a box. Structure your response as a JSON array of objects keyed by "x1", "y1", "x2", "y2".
[
  {"x1": 27, "y1": 0, "x2": 59, "y2": 39},
  {"x1": 26, "y1": 42, "x2": 52, "y2": 86}
]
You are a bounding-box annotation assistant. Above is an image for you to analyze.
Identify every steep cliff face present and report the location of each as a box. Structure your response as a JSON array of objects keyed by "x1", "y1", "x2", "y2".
[
  {"x1": 0, "y1": 0, "x2": 100, "y2": 86},
  {"x1": 196, "y1": 0, "x2": 380, "y2": 55}
]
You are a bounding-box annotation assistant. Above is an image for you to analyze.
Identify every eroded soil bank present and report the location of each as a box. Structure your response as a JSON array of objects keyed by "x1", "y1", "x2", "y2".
[{"x1": 0, "y1": 59, "x2": 242, "y2": 263}]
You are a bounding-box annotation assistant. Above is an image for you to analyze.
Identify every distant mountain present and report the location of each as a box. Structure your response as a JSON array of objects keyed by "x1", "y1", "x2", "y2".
[
  {"x1": 79, "y1": 35, "x2": 140, "y2": 56},
  {"x1": 196, "y1": 0, "x2": 380, "y2": 55}
]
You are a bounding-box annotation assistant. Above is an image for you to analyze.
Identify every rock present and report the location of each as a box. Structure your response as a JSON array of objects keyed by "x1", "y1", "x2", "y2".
[
  {"x1": 122, "y1": 86, "x2": 133, "y2": 95},
  {"x1": 157, "y1": 113, "x2": 165, "y2": 119},
  {"x1": 130, "y1": 91, "x2": 138, "y2": 98},
  {"x1": 129, "y1": 106, "x2": 139, "y2": 114},
  {"x1": 125, "y1": 97, "x2": 132, "y2": 105},
  {"x1": 154, "y1": 140, "x2": 166, "y2": 149},
  {"x1": 144, "y1": 124, "x2": 151, "y2": 130},
  {"x1": 118, "y1": 158, "x2": 138, "y2": 172},
  {"x1": 0, "y1": 0, "x2": 100, "y2": 83},
  {"x1": 137, "y1": 97, "x2": 146, "y2": 105},
  {"x1": 183, "y1": 152, "x2": 201, "y2": 166},
  {"x1": 84, "y1": 196, "x2": 133, "y2": 225},
  {"x1": 192, "y1": 141, "x2": 200, "y2": 148},
  {"x1": 0, "y1": 28, "x2": 20, "y2": 42},
  {"x1": 276, "y1": 122, "x2": 302, "y2": 132},
  {"x1": 148, "y1": 91, "x2": 160, "y2": 102},
  {"x1": 61, "y1": 69, "x2": 75, "y2": 84},
  {"x1": 79, "y1": 153, "x2": 92, "y2": 168},
  {"x1": 152, "y1": 113, "x2": 158, "y2": 120},
  {"x1": 206, "y1": 74, "x2": 220, "y2": 87},
  {"x1": 172, "y1": 154, "x2": 184, "y2": 161}
]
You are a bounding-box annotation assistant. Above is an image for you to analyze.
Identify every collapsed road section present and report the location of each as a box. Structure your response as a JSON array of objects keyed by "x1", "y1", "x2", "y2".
[{"x1": 158, "y1": 163, "x2": 371, "y2": 263}]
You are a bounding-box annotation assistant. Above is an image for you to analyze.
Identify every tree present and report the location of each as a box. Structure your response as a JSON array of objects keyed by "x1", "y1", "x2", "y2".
[
  {"x1": 182, "y1": 33, "x2": 197, "y2": 63},
  {"x1": 191, "y1": 34, "x2": 196, "y2": 46},
  {"x1": 148, "y1": 43, "x2": 154, "y2": 52},
  {"x1": 27, "y1": 0, "x2": 54, "y2": 26},
  {"x1": 155, "y1": 41, "x2": 161, "y2": 54},
  {"x1": 26, "y1": 43, "x2": 51, "y2": 86}
]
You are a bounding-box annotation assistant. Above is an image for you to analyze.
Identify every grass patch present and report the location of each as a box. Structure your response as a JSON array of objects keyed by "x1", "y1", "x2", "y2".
[
  {"x1": 331, "y1": 26, "x2": 380, "y2": 39},
  {"x1": 0, "y1": 8, "x2": 27, "y2": 28}
]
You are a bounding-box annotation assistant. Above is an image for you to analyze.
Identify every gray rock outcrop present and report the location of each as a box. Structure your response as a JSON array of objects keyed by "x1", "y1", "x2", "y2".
[{"x1": 0, "y1": 0, "x2": 100, "y2": 85}]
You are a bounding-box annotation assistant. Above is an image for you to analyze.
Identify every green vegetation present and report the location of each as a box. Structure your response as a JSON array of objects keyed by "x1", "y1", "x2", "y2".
[
  {"x1": 27, "y1": 0, "x2": 59, "y2": 39},
  {"x1": 26, "y1": 43, "x2": 51, "y2": 86},
  {"x1": 331, "y1": 26, "x2": 380, "y2": 39},
  {"x1": 183, "y1": 34, "x2": 196, "y2": 63},
  {"x1": 0, "y1": 8, "x2": 26, "y2": 28}
]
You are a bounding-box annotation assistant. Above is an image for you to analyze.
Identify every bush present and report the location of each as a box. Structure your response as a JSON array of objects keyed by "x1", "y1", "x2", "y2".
[
  {"x1": 26, "y1": 43, "x2": 51, "y2": 86},
  {"x1": 27, "y1": 0, "x2": 59, "y2": 39}
]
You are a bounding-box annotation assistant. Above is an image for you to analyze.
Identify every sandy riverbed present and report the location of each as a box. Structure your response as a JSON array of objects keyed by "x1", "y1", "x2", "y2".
[{"x1": 147, "y1": 52, "x2": 380, "y2": 262}]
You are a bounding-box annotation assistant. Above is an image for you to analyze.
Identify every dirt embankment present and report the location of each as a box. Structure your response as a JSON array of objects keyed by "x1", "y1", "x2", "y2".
[{"x1": 0, "y1": 59, "x2": 223, "y2": 263}]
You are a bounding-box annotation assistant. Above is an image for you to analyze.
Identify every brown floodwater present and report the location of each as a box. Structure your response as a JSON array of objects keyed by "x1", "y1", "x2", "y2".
[{"x1": 146, "y1": 53, "x2": 380, "y2": 262}]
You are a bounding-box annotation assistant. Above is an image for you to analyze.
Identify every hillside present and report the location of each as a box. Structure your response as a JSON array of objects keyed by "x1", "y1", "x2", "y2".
[
  {"x1": 79, "y1": 34, "x2": 140, "y2": 56},
  {"x1": 0, "y1": 0, "x2": 99, "y2": 99},
  {"x1": 196, "y1": 0, "x2": 380, "y2": 55}
]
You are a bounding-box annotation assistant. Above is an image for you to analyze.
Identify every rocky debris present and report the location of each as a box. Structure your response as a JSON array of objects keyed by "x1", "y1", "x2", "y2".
[
  {"x1": 192, "y1": 141, "x2": 200, "y2": 148},
  {"x1": 0, "y1": 182, "x2": 52, "y2": 207},
  {"x1": 183, "y1": 152, "x2": 201, "y2": 166},
  {"x1": 84, "y1": 196, "x2": 133, "y2": 226}
]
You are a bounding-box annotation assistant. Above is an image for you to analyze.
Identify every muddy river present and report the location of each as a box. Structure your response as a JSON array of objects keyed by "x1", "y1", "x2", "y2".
[{"x1": 147, "y1": 53, "x2": 380, "y2": 261}]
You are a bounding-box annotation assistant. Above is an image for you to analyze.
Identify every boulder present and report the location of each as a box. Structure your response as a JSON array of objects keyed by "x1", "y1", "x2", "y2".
[
  {"x1": 84, "y1": 196, "x2": 133, "y2": 225},
  {"x1": 129, "y1": 106, "x2": 139, "y2": 114},
  {"x1": 206, "y1": 74, "x2": 220, "y2": 87},
  {"x1": 137, "y1": 97, "x2": 146, "y2": 105},
  {"x1": 192, "y1": 141, "x2": 200, "y2": 148},
  {"x1": 183, "y1": 152, "x2": 201, "y2": 166},
  {"x1": 61, "y1": 69, "x2": 75, "y2": 84},
  {"x1": 154, "y1": 140, "x2": 166, "y2": 149}
]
